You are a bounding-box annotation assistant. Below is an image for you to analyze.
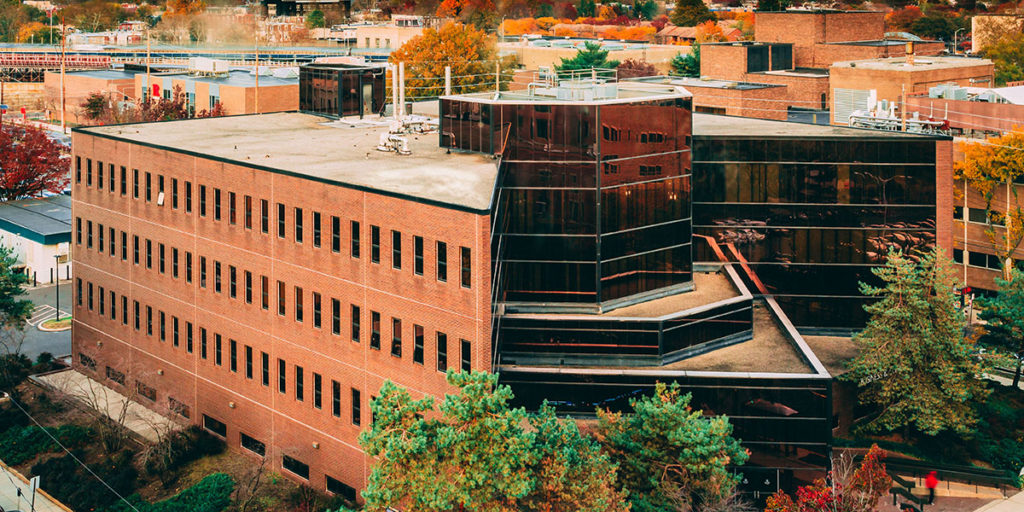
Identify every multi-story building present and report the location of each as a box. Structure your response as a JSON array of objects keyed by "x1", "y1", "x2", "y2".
[{"x1": 71, "y1": 74, "x2": 952, "y2": 502}]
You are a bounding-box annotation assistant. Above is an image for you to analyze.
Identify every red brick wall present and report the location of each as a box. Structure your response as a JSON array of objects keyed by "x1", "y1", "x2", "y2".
[
  {"x1": 44, "y1": 72, "x2": 135, "y2": 125},
  {"x1": 687, "y1": 85, "x2": 793, "y2": 121},
  {"x1": 700, "y1": 44, "x2": 749, "y2": 81},
  {"x1": 829, "y1": 61, "x2": 996, "y2": 107},
  {"x1": 69, "y1": 131, "x2": 493, "y2": 500},
  {"x1": 935, "y1": 139, "x2": 954, "y2": 254}
]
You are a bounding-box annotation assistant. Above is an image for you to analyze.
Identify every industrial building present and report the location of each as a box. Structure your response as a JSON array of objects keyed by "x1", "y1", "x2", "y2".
[{"x1": 70, "y1": 71, "x2": 952, "y2": 502}]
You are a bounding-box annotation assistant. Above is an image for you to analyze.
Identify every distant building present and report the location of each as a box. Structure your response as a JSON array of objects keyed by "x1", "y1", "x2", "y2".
[
  {"x1": 351, "y1": 15, "x2": 433, "y2": 49},
  {"x1": 66, "y1": 30, "x2": 143, "y2": 46},
  {"x1": 0, "y1": 195, "x2": 71, "y2": 284},
  {"x1": 136, "y1": 69, "x2": 299, "y2": 116},
  {"x1": 43, "y1": 69, "x2": 139, "y2": 125},
  {"x1": 261, "y1": 0, "x2": 347, "y2": 16},
  {"x1": 654, "y1": 21, "x2": 743, "y2": 44},
  {"x1": 971, "y1": 14, "x2": 1024, "y2": 54}
]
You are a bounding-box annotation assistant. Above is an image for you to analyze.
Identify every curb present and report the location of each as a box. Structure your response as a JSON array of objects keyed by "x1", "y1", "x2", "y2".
[{"x1": 38, "y1": 319, "x2": 71, "y2": 332}]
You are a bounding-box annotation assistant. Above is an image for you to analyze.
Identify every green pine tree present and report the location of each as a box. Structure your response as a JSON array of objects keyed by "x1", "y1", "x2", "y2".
[
  {"x1": 670, "y1": 0, "x2": 715, "y2": 27},
  {"x1": 358, "y1": 371, "x2": 629, "y2": 511},
  {"x1": 844, "y1": 248, "x2": 991, "y2": 436},
  {"x1": 671, "y1": 44, "x2": 700, "y2": 77},
  {"x1": 640, "y1": 0, "x2": 658, "y2": 21},
  {"x1": 305, "y1": 9, "x2": 326, "y2": 29},
  {"x1": 0, "y1": 245, "x2": 33, "y2": 399},
  {"x1": 756, "y1": 0, "x2": 791, "y2": 11},
  {"x1": 556, "y1": 42, "x2": 620, "y2": 72},
  {"x1": 578, "y1": 0, "x2": 596, "y2": 17},
  {"x1": 978, "y1": 268, "x2": 1024, "y2": 388},
  {"x1": 595, "y1": 382, "x2": 748, "y2": 512}
]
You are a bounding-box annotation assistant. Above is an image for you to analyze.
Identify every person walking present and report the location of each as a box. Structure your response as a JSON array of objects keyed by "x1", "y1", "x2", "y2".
[{"x1": 925, "y1": 470, "x2": 939, "y2": 504}]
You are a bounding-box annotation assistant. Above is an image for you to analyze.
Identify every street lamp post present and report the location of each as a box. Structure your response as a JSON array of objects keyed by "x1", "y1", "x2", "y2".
[{"x1": 54, "y1": 254, "x2": 60, "y2": 321}]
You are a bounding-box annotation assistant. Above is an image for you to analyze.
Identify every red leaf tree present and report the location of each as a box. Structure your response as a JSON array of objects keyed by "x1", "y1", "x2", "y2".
[
  {"x1": 0, "y1": 125, "x2": 70, "y2": 201},
  {"x1": 765, "y1": 445, "x2": 891, "y2": 512}
]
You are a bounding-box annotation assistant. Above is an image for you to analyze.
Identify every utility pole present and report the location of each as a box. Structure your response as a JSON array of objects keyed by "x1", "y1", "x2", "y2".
[
  {"x1": 900, "y1": 84, "x2": 906, "y2": 132},
  {"x1": 60, "y1": 13, "x2": 66, "y2": 134},
  {"x1": 254, "y1": 18, "x2": 260, "y2": 114},
  {"x1": 146, "y1": 25, "x2": 151, "y2": 103}
]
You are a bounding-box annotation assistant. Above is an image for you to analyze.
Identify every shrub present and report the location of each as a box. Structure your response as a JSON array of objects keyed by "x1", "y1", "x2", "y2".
[
  {"x1": 32, "y1": 450, "x2": 138, "y2": 512},
  {"x1": 0, "y1": 424, "x2": 92, "y2": 465},
  {"x1": 107, "y1": 473, "x2": 235, "y2": 512},
  {"x1": 143, "y1": 425, "x2": 225, "y2": 478}
]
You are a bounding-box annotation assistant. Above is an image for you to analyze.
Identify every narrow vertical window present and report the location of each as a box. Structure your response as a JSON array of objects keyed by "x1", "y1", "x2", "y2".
[
  {"x1": 277, "y1": 280, "x2": 286, "y2": 316},
  {"x1": 186, "y1": 321, "x2": 193, "y2": 353},
  {"x1": 460, "y1": 247, "x2": 472, "y2": 288},
  {"x1": 215, "y1": 334, "x2": 222, "y2": 365},
  {"x1": 331, "y1": 298, "x2": 341, "y2": 335},
  {"x1": 332, "y1": 380, "x2": 341, "y2": 417},
  {"x1": 351, "y1": 388, "x2": 361, "y2": 426},
  {"x1": 173, "y1": 317, "x2": 179, "y2": 346},
  {"x1": 133, "y1": 168, "x2": 139, "y2": 198},
  {"x1": 261, "y1": 199, "x2": 269, "y2": 233},
  {"x1": 294, "y1": 286, "x2": 303, "y2": 323},
  {"x1": 461, "y1": 339, "x2": 471, "y2": 372},
  {"x1": 414, "y1": 236, "x2": 424, "y2": 275},
  {"x1": 313, "y1": 292, "x2": 322, "y2": 328},
  {"x1": 277, "y1": 203, "x2": 285, "y2": 238},
  {"x1": 199, "y1": 185, "x2": 207, "y2": 216},
  {"x1": 437, "y1": 241, "x2": 448, "y2": 282},
  {"x1": 331, "y1": 216, "x2": 340, "y2": 252},
  {"x1": 391, "y1": 230, "x2": 401, "y2": 270},
  {"x1": 370, "y1": 311, "x2": 381, "y2": 350},
  {"x1": 413, "y1": 324, "x2": 424, "y2": 364},
  {"x1": 172, "y1": 178, "x2": 179, "y2": 208},
  {"x1": 261, "y1": 276, "x2": 269, "y2": 309},
  {"x1": 351, "y1": 305, "x2": 360, "y2": 342},
  {"x1": 229, "y1": 266, "x2": 237, "y2": 298},
  {"x1": 278, "y1": 358, "x2": 286, "y2": 393},
  {"x1": 229, "y1": 192, "x2": 237, "y2": 225},
  {"x1": 262, "y1": 352, "x2": 269, "y2": 386},
  {"x1": 145, "y1": 172, "x2": 151, "y2": 201},
  {"x1": 244, "y1": 195, "x2": 253, "y2": 229},
  {"x1": 437, "y1": 332, "x2": 448, "y2": 372},
  {"x1": 245, "y1": 346, "x2": 253, "y2": 379},
  {"x1": 172, "y1": 248, "x2": 179, "y2": 278},
  {"x1": 294, "y1": 207, "x2": 303, "y2": 243},
  {"x1": 391, "y1": 318, "x2": 402, "y2": 358},
  {"x1": 245, "y1": 271, "x2": 253, "y2": 304},
  {"x1": 213, "y1": 188, "x2": 221, "y2": 220},
  {"x1": 120, "y1": 166, "x2": 127, "y2": 195},
  {"x1": 351, "y1": 221, "x2": 361, "y2": 258},
  {"x1": 313, "y1": 212, "x2": 321, "y2": 247},
  {"x1": 200, "y1": 328, "x2": 208, "y2": 359},
  {"x1": 370, "y1": 226, "x2": 380, "y2": 263},
  {"x1": 214, "y1": 261, "x2": 221, "y2": 292},
  {"x1": 186, "y1": 252, "x2": 193, "y2": 283},
  {"x1": 295, "y1": 365, "x2": 304, "y2": 401},
  {"x1": 313, "y1": 373, "x2": 322, "y2": 409},
  {"x1": 185, "y1": 181, "x2": 192, "y2": 212},
  {"x1": 230, "y1": 339, "x2": 237, "y2": 372}
]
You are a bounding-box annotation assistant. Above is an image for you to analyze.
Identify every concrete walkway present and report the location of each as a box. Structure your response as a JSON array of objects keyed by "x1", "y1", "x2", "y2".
[
  {"x1": 973, "y1": 490, "x2": 1024, "y2": 511},
  {"x1": 0, "y1": 459, "x2": 72, "y2": 512},
  {"x1": 34, "y1": 369, "x2": 178, "y2": 443}
]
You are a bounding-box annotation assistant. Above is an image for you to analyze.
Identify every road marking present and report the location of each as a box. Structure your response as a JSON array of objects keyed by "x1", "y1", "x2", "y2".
[{"x1": 27, "y1": 305, "x2": 70, "y2": 326}]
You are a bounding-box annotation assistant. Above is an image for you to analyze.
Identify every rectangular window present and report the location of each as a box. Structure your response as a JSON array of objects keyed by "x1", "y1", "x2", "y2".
[
  {"x1": 158, "y1": 243, "x2": 165, "y2": 273},
  {"x1": 159, "y1": 310, "x2": 165, "y2": 340},
  {"x1": 172, "y1": 248, "x2": 179, "y2": 278},
  {"x1": 229, "y1": 192, "x2": 236, "y2": 225},
  {"x1": 203, "y1": 414, "x2": 227, "y2": 438},
  {"x1": 109, "y1": 163, "x2": 116, "y2": 191},
  {"x1": 186, "y1": 252, "x2": 193, "y2": 283},
  {"x1": 244, "y1": 195, "x2": 253, "y2": 229},
  {"x1": 86, "y1": 159, "x2": 92, "y2": 186},
  {"x1": 245, "y1": 271, "x2": 253, "y2": 304},
  {"x1": 277, "y1": 203, "x2": 285, "y2": 238},
  {"x1": 278, "y1": 358, "x2": 286, "y2": 393},
  {"x1": 76, "y1": 218, "x2": 81, "y2": 245},
  {"x1": 87, "y1": 282, "x2": 93, "y2": 310},
  {"x1": 185, "y1": 181, "x2": 192, "y2": 212},
  {"x1": 172, "y1": 316, "x2": 179, "y2": 346},
  {"x1": 461, "y1": 339, "x2": 471, "y2": 372},
  {"x1": 437, "y1": 332, "x2": 448, "y2": 372},
  {"x1": 282, "y1": 456, "x2": 309, "y2": 480},
  {"x1": 106, "y1": 366, "x2": 125, "y2": 385},
  {"x1": 133, "y1": 168, "x2": 139, "y2": 198},
  {"x1": 199, "y1": 185, "x2": 207, "y2": 216},
  {"x1": 370, "y1": 311, "x2": 381, "y2": 350},
  {"x1": 460, "y1": 247, "x2": 472, "y2": 288},
  {"x1": 295, "y1": 207, "x2": 303, "y2": 243},
  {"x1": 241, "y1": 433, "x2": 266, "y2": 456},
  {"x1": 97, "y1": 161, "x2": 103, "y2": 190},
  {"x1": 214, "y1": 188, "x2": 221, "y2": 220},
  {"x1": 313, "y1": 292, "x2": 322, "y2": 328},
  {"x1": 109, "y1": 227, "x2": 115, "y2": 255},
  {"x1": 136, "y1": 380, "x2": 156, "y2": 402},
  {"x1": 215, "y1": 334, "x2": 222, "y2": 366},
  {"x1": 332, "y1": 380, "x2": 341, "y2": 417},
  {"x1": 109, "y1": 290, "x2": 115, "y2": 320},
  {"x1": 261, "y1": 352, "x2": 269, "y2": 386},
  {"x1": 157, "y1": 174, "x2": 164, "y2": 200},
  {"x1": 86, "y1": 221, "x2": 93, "y2": 248},
  {"x1": 261, "y1": 199, "x2": 269, "y2": 233},
  {"x1": 172, "y1": 178, "x2": 178, "y2": 209},
  {"x1": 351, "y1": 221, "x2": 361, "y2": 258},
  {"x1": 351, "y1": 305, "x2": 360, "y2": 342},
  {"x1": 351, "y1": 388, "x2": 361, "y2": 426},
  {"x1": 76, "y1": 278, "x2": 82, "y2": 306},
  {"x1": 391, "y1": 318, "x2": 402, "y2": 358},
  {"x1": 414, "y1": 236, "x2": 424, "y2": 275},
  {"x1": 331, "y1": 216, "x2": 340, "y2": 252},
  {"x1": 245, "y1": 345, "x2": 253, "y2": 379},
  {"x1": 200, "y1": 328, "x2": 207, "y2": 359},
  {"x1": 146, "y1": 306, "x2": 152, "y2": 335},
  {"x1": 134, "y1": 300, "x2": 140, "y2": 330},
  {"x1": 145, "y1": 172, "x2": 151, "y2": 201},
  {"x1": 122, "y1": 296, "x2": 128, "y2": 325},
  {"x1": 370, "y1": 226, "x2": 380, "y2": 263},
  {"x1": 277, "y1": 280, "x2": 286, "y2": 316},
  {"x1": 437, "y1": 241, "x2": 448, "y2": 282},
  {"x1": 331, "y1": 298, "x2": 341, "y2": 335},
  {"x1": 295, "y1": 365, "x2": 304, "y2": 402},
  {"x1": 392, "y1": 230, "x2": 402, "y2": 269},
  {"x1": 120, "y1": 166, "x2": 127, "y2": 195},
  {"x1": 313, "y1": 372, "x2": 322, "y2": 409},
  {"x1": 313, "y1": 211, "x2": 321, "y2": 248},
  {"x1": 261, "y1": 275, "x2": 269, "y2": 309},
  {"x1": 229, "y1": 266, "x2": 237, "y2": 298},
  {"x1": 98, "y1": 223, "x2": 104, "y2": 252},
  {"x1": 201, "y1": 255, "x2": 208, "y2": 285},
  {"x1": 413, "y1": 324, "x2": 424, "y2": 364},
  {"x1": 294, "y1": 286, "x2": 303, "y2": 322},
  {"x1": 214, "y1": 261, "x2": 221, "y2": 292},
  {"x1": 75, "y1": 157, "x2": 80, "y2": 183},
  {"x1": 121, "y1": 232, "x2": 127, "y2": 261},
  {"x1": 187, "y1": 321, "x2": 193, "y2": 353},
  {"x1": 145, "y1": 239, "x2": 152, "y2": 269},
  {"x1": 230, "y1": 339, "x2": 237, "y2": 372}
]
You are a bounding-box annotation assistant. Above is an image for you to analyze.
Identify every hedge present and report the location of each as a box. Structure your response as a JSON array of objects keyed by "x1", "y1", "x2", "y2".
[
  {"x1": 0, "y1": 424, "x2": 92, "y2": 465},
  {"x1": 106, "y1": 473, "x2": 235, "y2": 512}
]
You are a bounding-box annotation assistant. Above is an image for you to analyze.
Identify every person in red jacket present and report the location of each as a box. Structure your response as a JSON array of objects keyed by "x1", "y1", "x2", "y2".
[{"x1": 926, "y1": 471, "x2": 939, "y2": 504}]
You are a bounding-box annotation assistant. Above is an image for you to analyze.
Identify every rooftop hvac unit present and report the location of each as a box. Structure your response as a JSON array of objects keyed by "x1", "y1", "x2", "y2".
[{"x1": 189, "y1": 57, "x2": 229, "y2": 76}]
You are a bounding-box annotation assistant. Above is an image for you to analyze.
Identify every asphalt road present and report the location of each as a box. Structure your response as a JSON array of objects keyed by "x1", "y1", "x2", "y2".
[{"x1": 14, "y1": 282, "x2": 72, "y2": 360}]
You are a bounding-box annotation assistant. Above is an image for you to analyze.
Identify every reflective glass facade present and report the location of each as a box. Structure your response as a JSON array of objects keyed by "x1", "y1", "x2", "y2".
[
  {"x1": 441, "y1": 96, "x2": 694, "y2": 308},
  {"x1": 692, "y1": 137, "x2": 938, "y2": 329},
  {"x1": 299, "y1": 64, "x2": 386, "y2": 118}
]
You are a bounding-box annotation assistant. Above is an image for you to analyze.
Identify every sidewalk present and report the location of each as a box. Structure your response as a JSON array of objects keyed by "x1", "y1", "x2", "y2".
[
  {"x1": 34, "y1": 369, "x2": 179, "y2": 443},
  {"x1": 973, "y1": 490, "x2": 1024, "y2": 511},
  {"x1": 0, "y1": 459, "x2": 73, "y2": 512}
]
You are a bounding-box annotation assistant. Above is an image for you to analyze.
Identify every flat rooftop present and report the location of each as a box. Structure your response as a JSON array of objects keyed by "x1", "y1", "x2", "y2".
[
  {"x1": 831, "y1": 55, "x2": 994, "y2": 71},
  {"x1": 60, "y1": 69, "x2": 140, "y2": 81},
  {"x1": 632, "y1": 76, "x2": 781, "y2": 91},
  {"x1": 0, "y1": 194, "x2": 72, "y2": 244},
  {"x1": 76, "y1": 113, "x2": 498, "y2": 212},
  {"x1": 692, "y1": 112, "x2": 945, "y2": 139},
  {"x1": 151, "y1": 69, "x2": 298, "y2": 87},
  {"x1": 446, "y1": 81, "x2": 691, "y2": 104}
]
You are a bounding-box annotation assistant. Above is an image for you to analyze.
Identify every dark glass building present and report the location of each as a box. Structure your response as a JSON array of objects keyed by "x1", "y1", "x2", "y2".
[{"x1": 299, "y1": 63, "x2": 387, "y2": 119}]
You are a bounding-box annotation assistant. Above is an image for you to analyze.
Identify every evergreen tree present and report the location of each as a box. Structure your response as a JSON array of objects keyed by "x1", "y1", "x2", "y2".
[
  {"x1": 556, "y1": 41, "x2": 620, "y2": 72},
  {"x1": 756, "y1": 0, "x2": 791, "y2": 11},
  {"x1": 305, "y1": 9, "x2": 325, "y2": 28},
  {"x1": 0, "y1": 245, "x2": 32, "y2": 399},
  {"x1": 979, "y1": 268, "x2": 1024, "y2": 388},
  {"x1": 670, "y1": 0, "x2": 714, "y2": 27},
  {"x1": 578, "y1": 0, "x2": 596, "y2": 17},
  {"x1": 844, "y1": 248, "x2": 991, "y2": 436},
  {"x1": 359, "y1": 371, "x2": 629, "y2": 512},
  {"x1": 640, "y1": 0, "x2": 658, "y2": 21},
  {"x1": 595, "y1": 382, "x2": 748, "y2": 512},
  {"x1": 671, "y1": 44, "x2": 700, "y2": 77}
]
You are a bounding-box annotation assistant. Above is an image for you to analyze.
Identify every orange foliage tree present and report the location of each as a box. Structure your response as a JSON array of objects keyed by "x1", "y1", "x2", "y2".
[
  {"x1": 166, "y1": 0, "x2": 206, "y2": 16},
  {"x1": 885, "y1": 6, "x2": 924, "y2": 32},
  {"x1": 390, "y1": 22, "x2": 517, "y2": 99},
  {"x1": 695, "y1": 20, "x2": 725, "y2": 43},
  {"x1": 766, "y1": 445, "x2": 891, "y2": 512}
]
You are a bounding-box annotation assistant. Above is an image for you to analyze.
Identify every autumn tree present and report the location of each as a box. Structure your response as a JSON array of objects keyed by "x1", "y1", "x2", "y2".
[
  {"x1": 671, "y1": 0, "x2": 714, "y2": 27},
  {"x1": 437, "y1": 0, "x2": 499, "y2": 29},
  {"x1": 766, "y1": 445, "x2": 891, "y2": 512},
  {"x1": 982, "y1": 33, "x2": 1024, "y2": 85},
  {"x1": 955, "y1": 129, "x2": 1024, "y2": 281},
  {"x1": 695, "y1": 19, "x2": 725, "y2": 43},
  {"x1": 671, "y1": 45, "x2": 700, "y2": 77},
  {"x1": 843, "y1": 248, "x2": 991, "y2": 436},
  {"x1": 390, "y1": 22, "x2": 516, "y2": 99},
  {"x1": 910, "y1": 11, "x2": 966, "y2": 41},
  {"x1": 0, "y1": 125, "x2": 69, "y2": 201},
  {"x1": 556, "y1": 41, "x2": 620, "y2": 72},
  {"x1": 595, "y1": 382, "x2": 749, "y2": 512},
  {"x1": 358, "y1": 371, "x2": 629, "y2": 512},
  {"x1": 885, "y1": 5, "x2": 924, "y2": 32},
  {"x1": 978, "y1": 268, "x2": 1024, "y2": 388},
  {"x1": 617, "y1": 58, "x2": 658, "y2": 78}
]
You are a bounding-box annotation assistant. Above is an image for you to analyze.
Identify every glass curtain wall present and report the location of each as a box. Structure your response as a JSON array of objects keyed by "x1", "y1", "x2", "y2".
[
  {"x1": 299, "y1": 65, "x2": 386, "y2": 118},
  {"x1": 692, "y1": 137, "x2": 938, "y2": 328}
]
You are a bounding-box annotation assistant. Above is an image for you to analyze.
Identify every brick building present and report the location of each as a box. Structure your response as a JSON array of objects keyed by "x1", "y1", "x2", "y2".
[
  {"x1": 71, "y1": 75, "x2": 953, "y2": 502},
  {"x1": 136, "y1": 69, "x2": 299, "y2": 116},
  {"x1": 44, "y1": 69, "x2": 138, "y2": 125}
]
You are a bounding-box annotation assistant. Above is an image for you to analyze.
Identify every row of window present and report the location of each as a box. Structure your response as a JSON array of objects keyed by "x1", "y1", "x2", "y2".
[
  {"x1": 953, "y1": 248, "x2": 1021, "y2": 272},
  {"x1": 73, "y1": 203, "x2": 473, "y2": 288},
  {"x1": 954, "y1": 206, "x2": 1008, "y2": 226},
  {"x1": 76, "y1": 277, "x2": 474, "y2": 372}
]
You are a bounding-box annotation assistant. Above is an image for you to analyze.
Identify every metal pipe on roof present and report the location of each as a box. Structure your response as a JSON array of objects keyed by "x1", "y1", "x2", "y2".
[
  {"x1": 398, "y1": 61, "x2": 405, "y2": 119},
  {"x1": 392, "y1": 63, "x2": 398, "y2": 120}
]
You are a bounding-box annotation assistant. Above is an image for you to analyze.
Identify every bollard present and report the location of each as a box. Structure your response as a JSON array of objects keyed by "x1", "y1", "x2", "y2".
[
  {"x1": 50, "y1": 268, "x2": 53, "y2": 283},
  {"x1": 33, "y1": 271, "x2": 37, "y2": 286}
]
